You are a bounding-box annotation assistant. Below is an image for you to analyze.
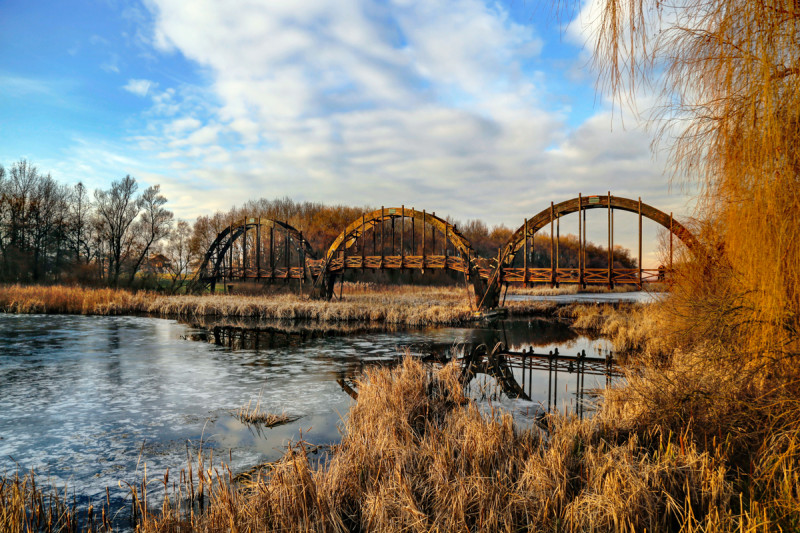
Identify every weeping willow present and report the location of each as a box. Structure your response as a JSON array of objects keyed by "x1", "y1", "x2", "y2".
[{"x1": 582, "y1": 0, "x2": 800, "y2": 369}]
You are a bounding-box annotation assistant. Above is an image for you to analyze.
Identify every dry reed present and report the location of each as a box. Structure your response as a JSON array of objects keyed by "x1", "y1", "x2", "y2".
[
  {"x1": 233, "y1": 395, "x2": 299, "y2": 428},
  {"x1": 0, "y1": 283, "x2": 561, "y2": 326},
  {"x1": 4, "y1": 350, "x2": 800, "y2": 531}
]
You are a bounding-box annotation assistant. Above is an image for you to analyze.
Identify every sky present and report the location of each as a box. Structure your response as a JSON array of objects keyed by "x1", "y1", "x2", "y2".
[{"x1": 0, "y1": 0, "x2": 696, "y2": 264}]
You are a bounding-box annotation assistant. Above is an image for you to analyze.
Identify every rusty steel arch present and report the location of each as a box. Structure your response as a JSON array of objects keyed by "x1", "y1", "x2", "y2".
[
  {"x1": 194, "y1": 217, "x2": 317, "y2": 293},
  {"x1": 478, "y1": 194, "x2": 699, "y2": 308},
  {"x1": 312, "y1": 206, "x2": 488, "y2": 303}
]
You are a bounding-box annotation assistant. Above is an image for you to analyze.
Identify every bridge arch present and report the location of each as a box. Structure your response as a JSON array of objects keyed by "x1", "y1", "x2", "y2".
[
  {"x1": 313, "y1": 206, "x2": 488, "y2": 303},
  {"x1": 478, "y1": 194, "x2": 699, "y2": 308},
  {"x1": 195, "y1": 217, "x2": 317, "y2": 292}
]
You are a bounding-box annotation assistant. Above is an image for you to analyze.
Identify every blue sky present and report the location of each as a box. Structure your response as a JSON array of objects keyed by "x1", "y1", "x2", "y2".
[{"x1": 0, "y1": 0, "x2": 692, "y2": 263}]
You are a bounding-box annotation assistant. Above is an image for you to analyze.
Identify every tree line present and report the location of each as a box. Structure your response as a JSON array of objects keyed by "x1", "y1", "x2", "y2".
[{"x1": 0, "y1": 158, "x2": 634, "y2": 290}]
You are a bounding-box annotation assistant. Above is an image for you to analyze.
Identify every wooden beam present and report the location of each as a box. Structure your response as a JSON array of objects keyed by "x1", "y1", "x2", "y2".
[
  {"x1": 400, "y1": 205, "x2": 404, "y2": 268},
  {"x1": 256, "y1": 221, "x2": 261, "y2": 280},
  {"x1": 607, "y1": 191, "x2": 612, "y2": 288},
  {"x1": 523, "y1": 217, "x2": 528, "y2": 286},
  {"x1": 550, "y1": 202, "x2": 555, "y2": 287},
  {"x1": 638, "y1": 197, "x2": 642, "y2": 289},
  {"x1": 578, "y1": 193, "x2": 582, "y2": 287}
]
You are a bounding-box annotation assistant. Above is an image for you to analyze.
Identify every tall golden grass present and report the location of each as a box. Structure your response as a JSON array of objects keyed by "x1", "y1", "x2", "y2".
[
  {"x1": 0, "y1": 283, "x2": 558, "y2": 326},
  {"x1": 7, "y1": 353, "x2": 798, "y2": 531},
  {"x1": 582, "y1": 0, "x2": 800, "y2": 371}
]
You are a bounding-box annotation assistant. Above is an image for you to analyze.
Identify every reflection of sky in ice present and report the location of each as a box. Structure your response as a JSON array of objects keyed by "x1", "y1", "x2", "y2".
[{"x1": 0, "y1": 314, "x2": 612, "y2": 520}]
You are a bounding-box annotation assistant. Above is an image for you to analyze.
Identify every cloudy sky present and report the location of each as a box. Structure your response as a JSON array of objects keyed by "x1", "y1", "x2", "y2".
[{"x1": 0, "y1": 0, "x2": 695, "y2": 262}]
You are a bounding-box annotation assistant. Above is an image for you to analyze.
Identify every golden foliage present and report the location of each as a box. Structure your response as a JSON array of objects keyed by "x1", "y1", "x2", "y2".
[{"x1": 586, "y1": 0, "x2": 800, "y2": 367}]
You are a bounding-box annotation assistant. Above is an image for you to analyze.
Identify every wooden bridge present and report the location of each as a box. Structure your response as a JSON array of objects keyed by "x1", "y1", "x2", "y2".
[{"x1": 193, "y1": 193, "x2": 697, "y2": 309}]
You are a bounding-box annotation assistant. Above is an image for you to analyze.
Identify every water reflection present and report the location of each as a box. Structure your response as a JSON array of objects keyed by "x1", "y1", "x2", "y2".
[
  {"x1": 185, "y1": 317, "x2": 621, "y2": 422},
  {"x1": 0, "y1": 314, "x2": 619, "y2": 529}
]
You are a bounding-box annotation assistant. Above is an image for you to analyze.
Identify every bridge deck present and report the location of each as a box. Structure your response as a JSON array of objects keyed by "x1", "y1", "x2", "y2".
[{"x1": 213, "y1": 259, "x2": 667, "y2": 285}]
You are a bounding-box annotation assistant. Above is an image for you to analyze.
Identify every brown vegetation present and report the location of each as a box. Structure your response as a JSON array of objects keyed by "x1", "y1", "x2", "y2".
[
  {"x1": 0, "y1": 283, "x2": 559, "y2": 326},
  {"x1": 6, "y1": 350, "x2": 798, "y2": 531}
]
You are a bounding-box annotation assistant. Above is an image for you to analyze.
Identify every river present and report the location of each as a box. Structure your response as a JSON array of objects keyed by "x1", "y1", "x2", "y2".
[{"x1": 0, "y1": 313, "x2": 616, "y2": 525}]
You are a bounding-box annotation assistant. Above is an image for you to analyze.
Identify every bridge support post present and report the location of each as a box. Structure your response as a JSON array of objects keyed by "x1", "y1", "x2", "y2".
[
  {"x1": 578, "y1": 193, "x2": 583, "y2": 288},
  {"x1": 400, "y1": 205, "x2": 404, "y2": 269},
  {"x1": 422, "y1": 209, "x2": 426, "y2": 270},
  {"x1": 523, "y1": 218, "x2": 528, "y2": 287},
  {"x1": 550, "y1": 202, "x2": 555, "y2": 288},
  {"x1": 269, "y1": 224, "x2": 274, "y2": 281},
  {"x1": 638, "y1": 198, "x2": 642, "y2": 290},
  {"x1": 243, "y1": 217, "x2": 247, "y2": 280},
  {"x1": 607, "y1": 192, "x2": 613, "y2": 289},
  {"x1": 300, "y1": 233, "x2": 306, "y2": 285},
  {"x1": 555, "y1": 213, "x2": 560, "y2": 287},
  {"x1": 256, "y1": 222, "x2": 261, "y2": 281},
  {"x1": 361, "y1": 214, "x2": 366, "y2": 270}
]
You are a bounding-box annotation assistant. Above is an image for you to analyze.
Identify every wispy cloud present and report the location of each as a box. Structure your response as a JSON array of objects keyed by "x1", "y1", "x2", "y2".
[{"x1": 123, "y1": 78, "x2": 156, "y2": 97}]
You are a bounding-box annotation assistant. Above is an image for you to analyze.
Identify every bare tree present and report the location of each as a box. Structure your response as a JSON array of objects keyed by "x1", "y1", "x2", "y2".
[
  {"x1": 127, "y1": 185, "x2": 173, "y2": 286},
  {"x1": 67, "y1": 182, "x2": 94, "y2": 265},
  {"x1": 163, "y1": 220, "x2": 195, "y2": 293},
  {"x1": 94, "y1": 175, "x2": 140, "y2": 286}
]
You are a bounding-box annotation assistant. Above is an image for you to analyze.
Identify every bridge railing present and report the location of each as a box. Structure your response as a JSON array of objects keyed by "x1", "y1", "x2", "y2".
[
  {"x1": 325, "y1": 255, "x2": 469, "y2": 273},
  {"x1": 500, "y1": 267, "x2": 672, "y2": 285},
  {"x1": 216, "y1": 266, "x2": 307, "y2": 280}
]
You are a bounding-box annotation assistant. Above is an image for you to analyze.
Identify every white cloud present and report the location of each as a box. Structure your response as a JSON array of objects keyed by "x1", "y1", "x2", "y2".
[
  {"x1": 127, "y1": 0, "x2": 690, "y2": 232},
  {"x1": 123, "y1": 78, "x2": 156, "y2": 97}
]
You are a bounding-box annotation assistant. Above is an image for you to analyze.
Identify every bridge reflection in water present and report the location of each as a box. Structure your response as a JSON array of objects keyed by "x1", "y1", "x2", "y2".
[
  {"x1": 460, "y1": 342, "x2": 621, "y2": 420},
  {"x1": 183, "y1": 317, "x2": 621, "y2": 419}
]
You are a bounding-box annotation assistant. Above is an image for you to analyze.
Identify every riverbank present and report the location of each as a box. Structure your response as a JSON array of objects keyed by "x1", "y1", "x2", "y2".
[
  {"x1": 2, "y1": 300, "x2": 798, "y2": 531},
  {"x1": 0, "y1": 284, "x2": 595, "y2": 326}
]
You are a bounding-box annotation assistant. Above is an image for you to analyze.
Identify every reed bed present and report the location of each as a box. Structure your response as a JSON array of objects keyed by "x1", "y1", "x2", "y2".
[
  {"x1": 0, "y1": 284, "x2": 559, "y2": 326},
  {"x1": 3, "y1": 351, "x2": 800, "y2": 531}
]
